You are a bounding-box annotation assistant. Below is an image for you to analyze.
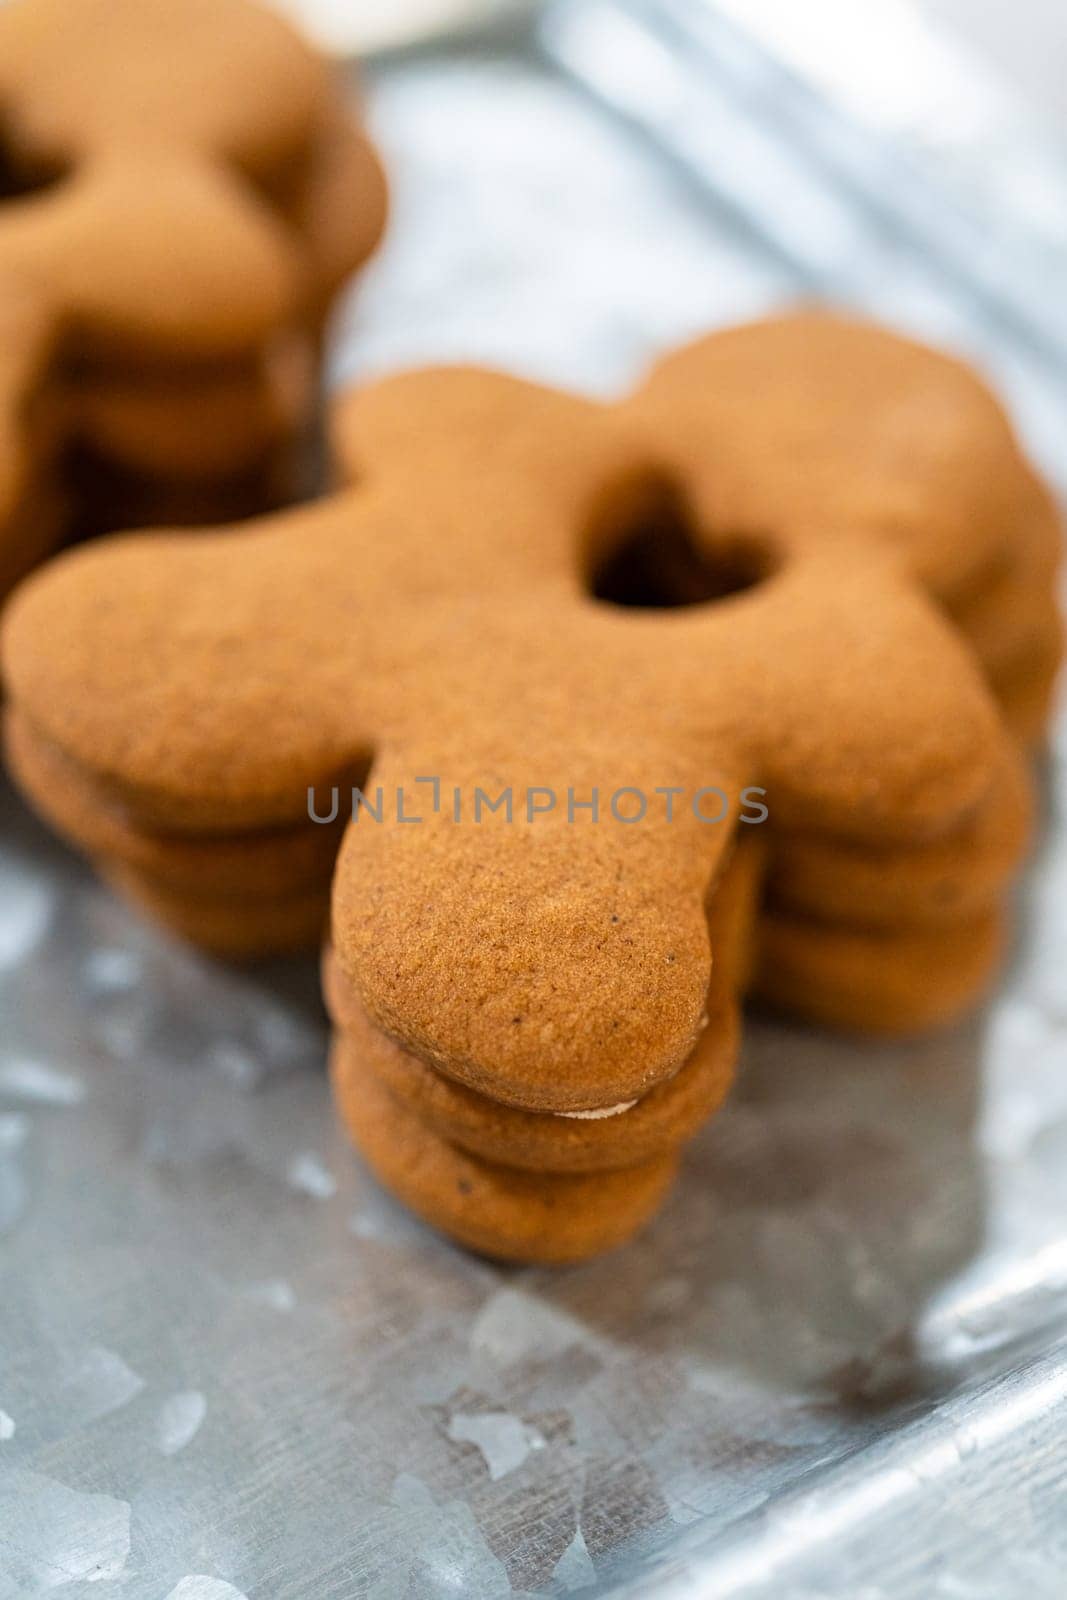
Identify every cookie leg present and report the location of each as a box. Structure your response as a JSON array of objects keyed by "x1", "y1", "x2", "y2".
[{"x1": 331, "y1": 1049, "x2": 679, "y2": 1265}]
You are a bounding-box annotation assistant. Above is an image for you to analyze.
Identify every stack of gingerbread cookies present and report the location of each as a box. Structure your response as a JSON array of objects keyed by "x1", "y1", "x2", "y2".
[
  {"x1": 0, "y1": 0, "x2": 385, "y2": 584},
  {"x1": 2, "y1": 696, "x2": 346, "y2": 959},
  {"x1": 325, "y1": 835, "x2": 760, "y2": 1263},
  {"x1": 2, "y1": 313, "x2": 1061, "y2": 1262}
]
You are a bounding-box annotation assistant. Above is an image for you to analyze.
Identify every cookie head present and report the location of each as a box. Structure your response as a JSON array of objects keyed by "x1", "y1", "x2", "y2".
[
  {"x1": 0, "y1": 0, "x2": 327, "y2": 178},
  {"x1": 632, "y1": 311, "x2": 1034, "y2": 602}
]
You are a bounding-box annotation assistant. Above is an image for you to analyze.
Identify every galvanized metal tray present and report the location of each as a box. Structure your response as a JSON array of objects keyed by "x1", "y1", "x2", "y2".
[{"x1": 1, "y1": 5, "x2": 1065, "y2": 1596}]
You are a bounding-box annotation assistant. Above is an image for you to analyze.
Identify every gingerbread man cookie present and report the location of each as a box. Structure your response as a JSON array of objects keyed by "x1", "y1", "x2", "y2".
[
  {"x1": 3, "y1": 312, "x2": 1059, "y2": 1262},
  {"x1": 0, "y1": 0, "x2": 386, "y2": 586}
]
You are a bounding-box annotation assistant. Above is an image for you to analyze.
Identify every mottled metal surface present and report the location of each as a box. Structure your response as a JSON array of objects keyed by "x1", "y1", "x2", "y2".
[{"x1": 2, "y1": 17, "x2": 1066, "y2": 1600}]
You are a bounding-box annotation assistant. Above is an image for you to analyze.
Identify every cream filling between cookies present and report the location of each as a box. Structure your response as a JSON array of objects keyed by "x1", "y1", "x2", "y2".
[
  {"x1": 553, "y1": 1005, "x2": 712, "y2": 1120},
  {"x1": 555, "y1": 1100, "x2": 639, "y2": 1121}
]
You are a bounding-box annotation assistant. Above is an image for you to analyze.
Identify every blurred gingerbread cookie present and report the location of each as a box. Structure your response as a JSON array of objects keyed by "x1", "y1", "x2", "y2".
[
  {"x1": 3, "y1": 312, "x2": 1059, "y2": 1261},
  {"x1": 0, "y1": 0, "x2": 386, "y2": 584}
]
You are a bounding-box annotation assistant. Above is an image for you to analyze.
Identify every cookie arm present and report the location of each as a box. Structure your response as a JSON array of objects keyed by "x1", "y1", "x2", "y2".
[
  {"x1": 0, "y1": 496, "x2": 378, "y2": 829},
  {"x1": 740, "y1": 546, "x2": 1007, "y2": 843}
]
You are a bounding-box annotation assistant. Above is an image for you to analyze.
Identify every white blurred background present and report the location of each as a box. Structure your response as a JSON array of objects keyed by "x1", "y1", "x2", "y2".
[
  {"x1": 277, "y1": 0, "x2": 1067, "y2": 138},
  {"x1": 923, "y1": 0, "x2": 1067, "y2": 132}
]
